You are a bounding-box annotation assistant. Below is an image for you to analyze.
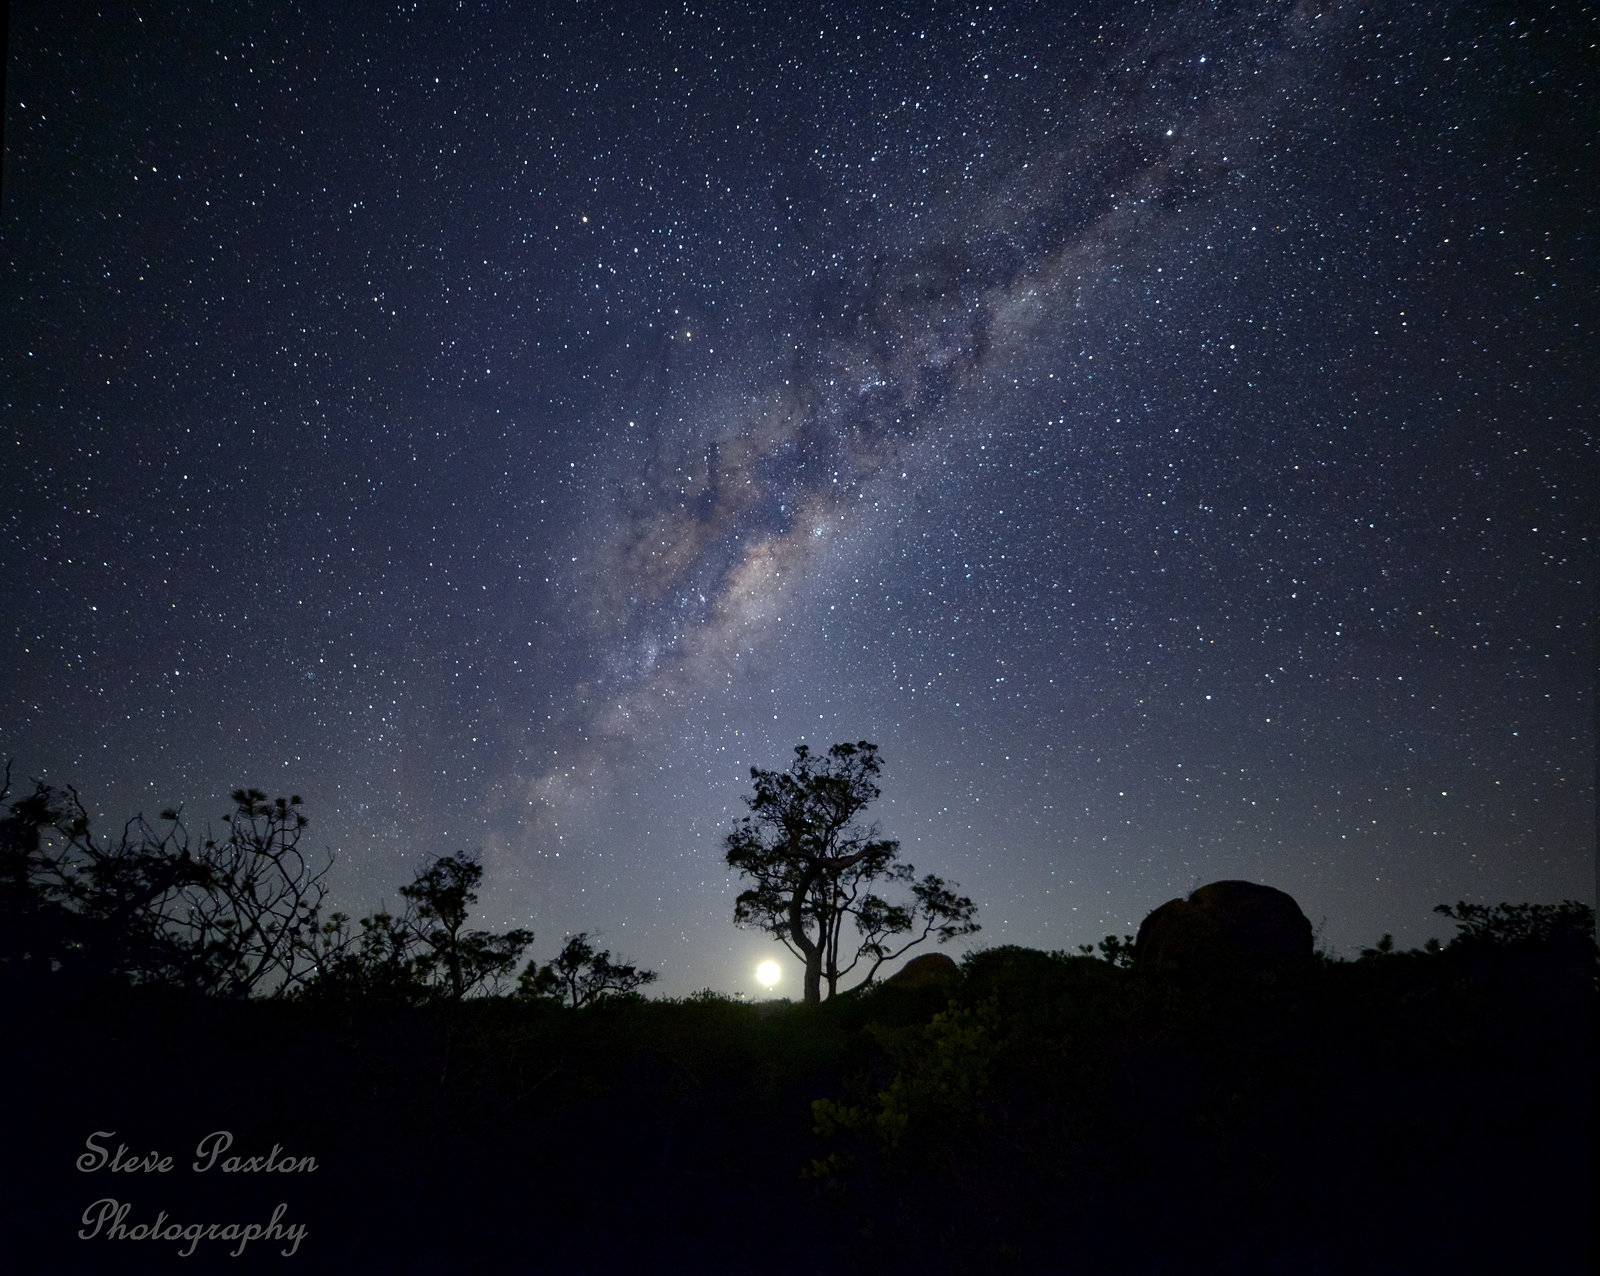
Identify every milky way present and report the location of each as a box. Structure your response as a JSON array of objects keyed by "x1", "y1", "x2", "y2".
[
  {"x1": 4, "y1": 1, "x2": 1592, "y2": 995},
  {"x1": 518, "y1": 2, "x2": 1331, "y2": 816}
]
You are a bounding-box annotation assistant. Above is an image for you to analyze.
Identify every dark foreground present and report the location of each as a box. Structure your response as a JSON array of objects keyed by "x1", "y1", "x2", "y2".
[{"x1": 4, "y1": 947, "x2": 1591, "y2": 1275}]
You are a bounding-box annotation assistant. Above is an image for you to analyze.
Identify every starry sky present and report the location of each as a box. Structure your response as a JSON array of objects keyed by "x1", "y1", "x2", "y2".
[{"x1": 4, "y1": 0, "x2": 1593, "y2": 997}]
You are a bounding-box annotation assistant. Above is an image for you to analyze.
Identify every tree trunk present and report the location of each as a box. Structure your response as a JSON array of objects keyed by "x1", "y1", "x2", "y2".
[
  {"x1": 789, "y1": 857, "x2": 824, "y2": 1003},
  {"x1": 803, "y1": 952, "x2": 822, "y2": 1003}
]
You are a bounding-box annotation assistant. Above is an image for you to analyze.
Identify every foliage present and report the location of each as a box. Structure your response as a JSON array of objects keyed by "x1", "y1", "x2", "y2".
[
  {"x1": 1433, "y1": 900, "x2": 1596, "y2": 957},
  {"x1": 519, "y1": 931, "x2": 658, "y2": 1007},
  {"x1": 299, "y1": 906, "x2": 426, "y2": 1003},
  {"x1": 184, "y1": 789, "x2": 335, "y2": 996},
  {"x1": 1355, "y1": 901, "x2": 1596, "y2": 966},
  {"x1": 725, "y1": 741, "x2": 979, "y2": 1002},
  {"x1": 0, "y1": 768, "x2": 336, "y2": 995},
  {"x1": 299, "y1": 852, "x2": 536, "y2": 1003},
  {"x1": 1360, "y1": 932, "x2": 1397, "y2": 958},
  {"x1": 7, "y1": 886, "x2": 1593, "y2": 1274},
  {"x1": 808, "y1": 997, "x2": 1000, "y2": 1182},
  {"x1": 397, "y1": 851, "x2": 534, "y2": 999},
  {"x1": 0, "y1": 766, "x2": 541, "y2": 1004},
  {"x1": 1357, "y1": 933, "x2": 1443, "y2": 959},
  {"x1": 802, "y1": 911, "x2": 1595, "y2": 1273},
  {"x1": 2, "y1": 770, "x2": 189, "y2": 983},
  {"x1": 1079, "y1": 933, "x2": 1136, "y2": 967}
]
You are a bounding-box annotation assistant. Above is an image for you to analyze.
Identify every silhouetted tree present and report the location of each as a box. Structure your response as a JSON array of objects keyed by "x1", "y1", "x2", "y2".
[
  {"x1": 1080, "y1": 934, "x2": 1136, "y2": 967},
  {"x1": 179, "y1": 790, "x2": 338, "y2": 996},
  {"x1": 1433, "y1": 900, "x2": 1596, "y2": 957},
  {"x1": 1356, "y1": 932, "x2": 1445, "y2": 959},
  {"x1": 520, "y1": 932, "x2": 658, "y2": 1007},
  {"x1": 725, "y1": 742, "x2": 979, "y2": 1003},
  {"x1": 0, "y1": 771, "x2": 335, "y2": 995},
  {"x1": 398, "y1": 851, "x2": 533, "y2": 999},
  {"x1": 1358, "y1": 932, "x2": 1397, "y2": 959},
  {"x1": 0, "y1": 768, "x2": 107, "y2": 977},
  {"x1": 295, "y1": 906, "x2": 427, "y2": 1003}
]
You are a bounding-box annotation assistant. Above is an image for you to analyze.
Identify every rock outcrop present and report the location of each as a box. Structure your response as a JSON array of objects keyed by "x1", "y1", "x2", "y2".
[
  {"x1": 882, "y1": 952, "x2": 961, "y2": 987},
  {"x1": 1135, "y1": 880, "x2": 1313, "y2": 968}
]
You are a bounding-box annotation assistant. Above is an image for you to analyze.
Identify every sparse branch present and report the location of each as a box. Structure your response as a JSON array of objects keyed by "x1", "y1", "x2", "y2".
[{"x1": 2, "y1": 778, "x2": 334, "y2": 994}]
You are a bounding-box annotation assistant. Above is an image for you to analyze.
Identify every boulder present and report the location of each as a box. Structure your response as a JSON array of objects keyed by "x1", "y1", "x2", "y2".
[
  {"x1": 1135, "y1": 880, "x2": 1312, "y2": 968},
  {"x1": 882, "y1": 952, "x2": 961, "y2": 987}
]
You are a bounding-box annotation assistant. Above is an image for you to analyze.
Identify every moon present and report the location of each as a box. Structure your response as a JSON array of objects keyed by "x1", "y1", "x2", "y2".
[{"x1": 756, "y1": 960, "x2": 781, "y2": 988}]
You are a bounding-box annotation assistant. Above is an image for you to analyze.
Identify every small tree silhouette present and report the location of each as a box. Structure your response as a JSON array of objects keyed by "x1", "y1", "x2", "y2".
[
  {"x1": 397, "y1": 851, "x2": 533, "y2": 999},
  {"x1": 1079, "y1": 934, "x2": 1136, "y2": 967},
  {"x1": 520, "y1": 932, "x2": 658, "y2": 1007}
]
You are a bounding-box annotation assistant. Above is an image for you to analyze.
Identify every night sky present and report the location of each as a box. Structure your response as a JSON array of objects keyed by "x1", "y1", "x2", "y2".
[{"x1": 4, "y1": 0, "x2": 1593, "y2": 998}]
